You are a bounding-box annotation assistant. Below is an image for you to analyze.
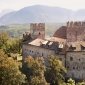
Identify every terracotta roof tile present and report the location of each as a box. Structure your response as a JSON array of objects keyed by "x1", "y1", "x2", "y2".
[{"x1": 53, "y1": 26, "x2": 66, "y2": 39}]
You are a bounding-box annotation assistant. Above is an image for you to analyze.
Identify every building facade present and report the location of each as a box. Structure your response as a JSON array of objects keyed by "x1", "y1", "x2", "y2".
[
  {"x1": 67, "y1": 21, "x2": 85, "y2": 42},
  {"x1": 22, "y1": 22, "x2": 85, "y2": 80}
]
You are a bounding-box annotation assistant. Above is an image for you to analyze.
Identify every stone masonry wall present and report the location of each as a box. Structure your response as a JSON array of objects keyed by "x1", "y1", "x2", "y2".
[
  {"x1": 23, "y1": 44, "x2": 55, "y2": 66},
  {"x1": 22, "y1": 44, "x2": 65, "y2": 66},
  {"x1": 67, "y1": 21, "x2": 85, "y2": 42},
  {"x1": 66, "y1": 51, "x2": 85, "y2": 79},
  {"x1": 30, "y1": 23, "x2": 45, "y2": 39}
]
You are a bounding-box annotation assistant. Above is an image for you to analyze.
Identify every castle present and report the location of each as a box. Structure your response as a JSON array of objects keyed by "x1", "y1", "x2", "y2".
[{"x1": 22, "y1": 22, "x2": 85, "y2": 80}]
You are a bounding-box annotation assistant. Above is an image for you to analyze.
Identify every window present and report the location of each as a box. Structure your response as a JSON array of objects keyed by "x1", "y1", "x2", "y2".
[
  {"x1": 39, "y1": 32, "x2": 41, "y2": 35},
  {"x1": 59, "y1": 58, "x2": 62, "y2": 61},
  {"x1": 48, "y1": 45, "x2": 49, "y2": 48},
  {"x1": 30, "y1": 50, "x2": 31, "y2": 52},
  {"x1": 73, "y1": 67, "x2": 75, "y2": 70},
  {"x1": 32, "y1": 51, "x2": 33, "y2": 53},
  {"x1": 83, "y1": 67, "x2": 85, "y2": 69},
  {"x1": 79, "y1": 59, "x2": 80, "y2": 61},
  {"x1": 42, "y1": 53, "x2": 43, "y2": 56},
  {"x1": 70, "y1": 57, "x2": 73, "y2": 61},
  {"x1": 67, "y1": 66, "x2": 69, "y2": 69}
]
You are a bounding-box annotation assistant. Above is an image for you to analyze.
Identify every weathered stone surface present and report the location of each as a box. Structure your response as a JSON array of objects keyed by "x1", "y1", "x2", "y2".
[
  {"x1": 67, "y1": 21, "x2": 85, "y2": 42},
  {"x1": 30, "y1": 23, "x2": 45, "y2": 39}
]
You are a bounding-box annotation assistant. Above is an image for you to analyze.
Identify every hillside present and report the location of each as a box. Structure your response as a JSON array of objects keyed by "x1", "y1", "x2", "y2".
[
  {"x1": 0, "y1": 5, "x2": 85, "y2": 25},
  {"x1": 0, "y1": 9, "x2": 14, "y2": 18},
  {"x1": 0, "y1": 5, "x2": 74, "y2": 24}
]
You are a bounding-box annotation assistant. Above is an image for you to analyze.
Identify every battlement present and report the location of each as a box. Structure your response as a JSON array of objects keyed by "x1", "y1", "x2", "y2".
[
  {"x1": 67, "y1": 21, "x2": 85, "y2": 27},
  {"x1": 30, "y1": 23, "x2": 45, "y2": 39},
  {"x1": 23, "y1": 32, "x2": 31, "y2": 41},
  {"x1": 30, "y1": 23, "x2": 45, "y2": 27}
]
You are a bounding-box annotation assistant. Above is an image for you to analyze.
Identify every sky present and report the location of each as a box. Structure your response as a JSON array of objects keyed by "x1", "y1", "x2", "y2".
[{"x1": 0, "y1": 0, "x2": 85, "y2": 12}]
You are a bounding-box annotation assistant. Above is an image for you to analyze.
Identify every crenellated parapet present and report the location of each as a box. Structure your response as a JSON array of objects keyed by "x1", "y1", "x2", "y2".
[
  {"x1": 30, "y1": 23, "x2": 45, "y2": 39},
  {"x1": 23, "y1": 32, "x2": 31, "y2": 41},
  {"x1": 67, "y1": 21, "x2": 85, "y2": 27},
  {"x1": 30, "y1": 23, "x2": 45, "y2": 28}
]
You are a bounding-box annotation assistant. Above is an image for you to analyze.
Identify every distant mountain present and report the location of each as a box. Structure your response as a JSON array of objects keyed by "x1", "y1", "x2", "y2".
[
  {"x1": 0, "y1": 5, "x2": 85, "y2": 24},
  {"x1": 0, "y1": 9, "x2": 14, "y2": 18}
]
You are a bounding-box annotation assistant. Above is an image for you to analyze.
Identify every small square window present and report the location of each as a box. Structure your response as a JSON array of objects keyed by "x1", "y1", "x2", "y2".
[
  {"x1": 67, "y1": 66, "x2": 69, "y2": 69},
  {"x1": 73, "y1": 67, "x2": 75, "y2": 70},
  {"x1": 79, "y1": 59, "x2": 80, "y2": 61},
  {"x1": 70, "y1": 57, "x2": 73, "y2": 61},
  {"x1": 76, "y1": 67, "x2": 78, "y2": 70},
  {"x1": 42, "y1": 53, "x2": 43, "y2": 56},
  {"x1": 83, "y1": 67, "x2": 85, "y2": 69}
]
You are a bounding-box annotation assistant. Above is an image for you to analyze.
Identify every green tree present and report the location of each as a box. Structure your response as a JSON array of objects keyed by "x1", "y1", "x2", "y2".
[
  {"x1": 66, "y1": 78, "x2": 75, "y2": 85},
  {"x1": 0, "y1": 32, "x2": 10, "y2": 53},
  {"x1": 24, "y1": 56, "x2": 49, "y2": 85},
  {"x1": 76, "y1": 79, "x2": 85, "y2": 85},
  {"x1": 8, "y1": 38, "x2": 22, "y2": 54},
  {"x1": 45, "y1": 55, "x2": 67, "y2": 85},
  {"x1": 0, "y1": 49, "x2": 26, "y2": 85}
]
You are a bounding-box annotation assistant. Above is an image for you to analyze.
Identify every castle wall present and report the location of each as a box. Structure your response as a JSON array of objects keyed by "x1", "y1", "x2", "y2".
[
  {"x1": 67, "y1": 22, "x2": 85, "y2": 42},
  {"x1": 22, "y1": 22, "x2": 85, "y2": 80},
  {"x1": 56, "y1": 54, "x2": 65, "y2": 67},
  {"x1": 22, "y1": 44, "x2": 65, "y2": 66},
  {"x1": 22, "y1": 44, "x2": 55, "y2": 66},
  {"x1": 30, "y1": 23, "x2": 45, "y2": 39},
  {"x1": 66, "y1": 51, "x2": 85, "y2": 79}
]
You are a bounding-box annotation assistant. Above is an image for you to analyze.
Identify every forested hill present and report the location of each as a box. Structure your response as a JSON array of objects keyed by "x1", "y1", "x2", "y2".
[{"x1": 0, "y1": 23, "x2": 65, "y2": 38}]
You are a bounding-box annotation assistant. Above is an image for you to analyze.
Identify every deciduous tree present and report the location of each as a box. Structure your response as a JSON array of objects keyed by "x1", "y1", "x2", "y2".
[
  {"x1": 45, "y1": 55, "x2": 67, "y2": 85},
  {"x1": 0, "y1": 49, "x2": 26, "y2": 85},
  {"x1": 24, "y1": 56, "x2": 49, "y2": 85}
]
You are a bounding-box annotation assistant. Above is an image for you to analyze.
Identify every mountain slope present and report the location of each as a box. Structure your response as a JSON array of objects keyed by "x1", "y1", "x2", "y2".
[
  {"x1": 0, "y1": 5, "x2": 84, "y2": 24},
  {"x1": 0, "y1": 9, "x2": 14, "y2": 17}
]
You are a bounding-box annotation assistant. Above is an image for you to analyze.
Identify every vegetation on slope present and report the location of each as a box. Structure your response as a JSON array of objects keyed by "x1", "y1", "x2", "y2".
[{"x1": 0, "y1": 23, "x2": 65, "y2": 38}]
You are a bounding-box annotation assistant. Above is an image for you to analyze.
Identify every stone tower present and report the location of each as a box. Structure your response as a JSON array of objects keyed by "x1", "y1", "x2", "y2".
[
  {"x1": 66, "y1": 21, "x2": 85, "y2": 42},
  {"x1": 30, "y1": 23, "x2": 45, "y2": 39}
]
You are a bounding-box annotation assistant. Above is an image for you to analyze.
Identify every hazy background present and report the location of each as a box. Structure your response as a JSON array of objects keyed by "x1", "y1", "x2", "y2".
[
  {"x1": 0, "y1": 0, "x2": 85, "y2": 38},
  {"x1": 0, "y1": 0, "x2": 85, "y2": 12}
]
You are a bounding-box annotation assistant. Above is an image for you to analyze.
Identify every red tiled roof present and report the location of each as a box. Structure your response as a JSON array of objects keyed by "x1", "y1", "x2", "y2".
[{"x1": 53, "y1": 26, "x2": 66, "y2": 39}]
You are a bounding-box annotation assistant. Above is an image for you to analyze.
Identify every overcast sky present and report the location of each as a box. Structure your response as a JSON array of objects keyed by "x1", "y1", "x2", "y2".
[{"x1": 0, "y1": 0, "x2": 85, "y2": 12}]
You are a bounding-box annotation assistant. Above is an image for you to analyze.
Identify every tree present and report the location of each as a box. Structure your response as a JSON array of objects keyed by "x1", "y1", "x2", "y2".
[
  {"x1": 66, "y1": 78, "x2": 75, "y2": 85},
  {"x1": 0, "y1": 49, "x2": 26, "y2": 85},
  {"x1": 24, "y1": 56, "x2": 49, "y2": 85},
  {"x1": 0, "y1": 32, "x2": 10, "y2": 53},
  {"x1": 8, "y1": 38, "x2": 22, "y2": 54},
  {"x1": 45, "y1": 55, "x2": 67, "y2": 85}
]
